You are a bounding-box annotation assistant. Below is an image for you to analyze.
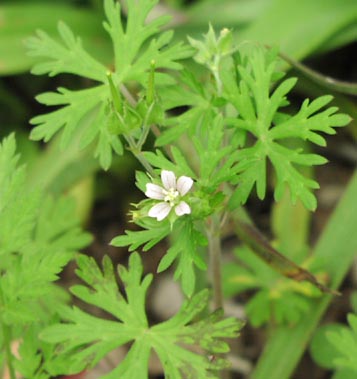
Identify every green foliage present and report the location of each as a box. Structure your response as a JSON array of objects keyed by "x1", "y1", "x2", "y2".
[
  {"x1": 0, "y1": 134, "x2": 92, "y2": 378},
  {"x1": 0, "y1": 134, "x2": 91, "y2": 325},
  {"x1": 112, "y1": 207, "x2": 207, "y2": 297},
  {"x1": 222, "y1": 245, "x2": 320, "y2": 327},
  {"x1": 156, "y1": 69, "x2": 214, "y2": 146},
  {"x1": 26, "y1": 0, "x2": 192, "y2": 169},
  {"x1": 250, "y1": 173, "x2": 357, "y2": 379},
  {"x1": 41, "y1": 253, "x2": 242, "y2": 378},
  {"x1": 111, "y1": 217, "x2": 171, "y2": 252},
  {"x1": 222, "y1": 46, "x2": 350, "y2": 210},
  {"x1": 158, "y1": 40, "x2": 350, "y2": 211},
  {"x1": 328, "y1": 314, "x2": 357, "y2": 372},
  {"x1": 143, "y1": 148, "x2": 197, "y2": 180},
  {"x1": 188, "y1": 24, "x2": 234, "y2": 70},
  {"x1": 310, "y1": 324, "x2": 345, "y2": 370},
  {"x1": 191, "y1": 114, "x2": 242, "y2": 191},
  {"x1": 13, "y1": 323, "x2": 64, "y2": 379},
  {"x1": 12, "y1": 1, "x2": 353, "y2": 378},
  {"x1": 310, "y1": 315, "x2": 357, "y2": 379},
  {"x1": 112, "y1": 33, "x2": 350, "y2": 303},
  {"x1": 111, "y1": 150, "x2": 211, "y2": 297},
  {"x1": 157, "y1": 218, "x2": 207, "y2": 296}
]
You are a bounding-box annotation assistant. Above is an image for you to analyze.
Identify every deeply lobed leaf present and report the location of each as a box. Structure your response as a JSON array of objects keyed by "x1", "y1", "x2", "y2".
[
  {"x1": 0, "y1": 134, "x2": 91, "y2": 326},
  {"x1": 41, "y1": 253, "x2": 242, "y2": 378},
  {"x1": 27, "y1": 0, "x2": 192, "y2": 169},
  {"x1": 223, "y1": 46, "x2": 351, "y2": 210}
]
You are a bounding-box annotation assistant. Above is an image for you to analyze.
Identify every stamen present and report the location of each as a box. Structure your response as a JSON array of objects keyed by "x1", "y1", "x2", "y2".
[{"x1": 163, "y1": 188, "x2": 179, "y2": 206}]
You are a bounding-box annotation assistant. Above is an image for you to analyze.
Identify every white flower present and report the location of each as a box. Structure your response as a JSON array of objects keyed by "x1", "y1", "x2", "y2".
[{"x1": 145, "y1": 170, "x2": 193, "y2": 221}]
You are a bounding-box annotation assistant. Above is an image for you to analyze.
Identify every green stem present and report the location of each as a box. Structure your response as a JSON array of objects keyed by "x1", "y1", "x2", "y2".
[
  {"x1": 108, "y1": 72, "x2": 152, "y2": 172},
  {"x1": 211, "y1": 55, "x2": 223, "y2": 96},
  {"x1": 108, "y1": 75, "x2": 157, "y2": 175},
  {"x1": 207, "y1": 215, "x2": 231, "y2": 379},
  {"x1": 137, "y1": 102, "x2": 155, "y2": 150},
  {"x1": 207, "y1": 215, "x2": 224, "y2": 310},
  {"x1": 123, "y1": 134, "x2": 154, "y2": 176}
]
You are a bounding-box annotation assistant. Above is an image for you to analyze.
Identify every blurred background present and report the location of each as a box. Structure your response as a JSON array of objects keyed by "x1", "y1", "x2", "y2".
[{"x1": 0, "y1": 1, "x2": 356, "y2": 378}]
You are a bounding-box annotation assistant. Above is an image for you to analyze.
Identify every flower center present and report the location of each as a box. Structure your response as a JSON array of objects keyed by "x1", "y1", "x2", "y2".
[{"x1": 163, "y1": 188, "x2": 179, "y2": 207}]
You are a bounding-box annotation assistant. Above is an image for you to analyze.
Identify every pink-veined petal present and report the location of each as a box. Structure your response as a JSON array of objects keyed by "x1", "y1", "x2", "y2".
[
  {"x1": 145, "y1": 183, "x2": 165, "y2": 200},
  {"x1": 177, "y1": 176, "x2": 193, "y2": 196},
  {"x1": 148, "y1": 202, "x2": 171, "y2": 221},
  {"x1": 175, "y1": 201, "x2": 191, "y2": 216},
  {"x1": 161, "y1": 170, "x2": 176, "y2": 190}
]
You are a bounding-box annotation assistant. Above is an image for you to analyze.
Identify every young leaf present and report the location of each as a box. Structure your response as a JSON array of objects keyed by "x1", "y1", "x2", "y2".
[
  {"x1": 41, "y1": 253, "x2": 242, "y2": 379},
  {"x1": 192, "y1": 114, "x2": 242, "y2": 191},
  {"x1": 156, "y1": 69, "x2": 213, "y2": 146}
]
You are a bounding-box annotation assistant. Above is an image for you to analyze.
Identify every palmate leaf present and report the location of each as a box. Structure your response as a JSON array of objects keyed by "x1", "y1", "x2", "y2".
[
  {"x1": 41, "y1": 253, "x2": 242, "y2": 379},
  {"x1": 26, "y1": 0, "x2": 192, "y2": 169},
  {"x1": 223, "y1": 46, "x2": 351, "y2": 210},
  {"x1": 0, "y1": 134, "x2": 91, "y2": 325}
]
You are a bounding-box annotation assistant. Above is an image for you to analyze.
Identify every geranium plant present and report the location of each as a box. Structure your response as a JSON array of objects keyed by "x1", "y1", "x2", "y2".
[{"x1": 1, "y1": 1, "x2": 356, "y2": 379}]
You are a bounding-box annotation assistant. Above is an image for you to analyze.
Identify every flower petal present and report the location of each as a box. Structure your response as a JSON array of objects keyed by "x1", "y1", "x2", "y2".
[
  {"x1": 145, "y1": 183, "x2": 165, "y2": 200},
  {"x1": 148, "y1": 202, "x2": 171, "y2": 221},
  {"x1": 177, "y1": 176, "x2": 193, "y2": 196},
  {"x1": 161, "y1": 170, "x2": 176, "y2": 190},
  {"x1": 175, "y1": 201, "x2": 191, "y2": 216}
]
